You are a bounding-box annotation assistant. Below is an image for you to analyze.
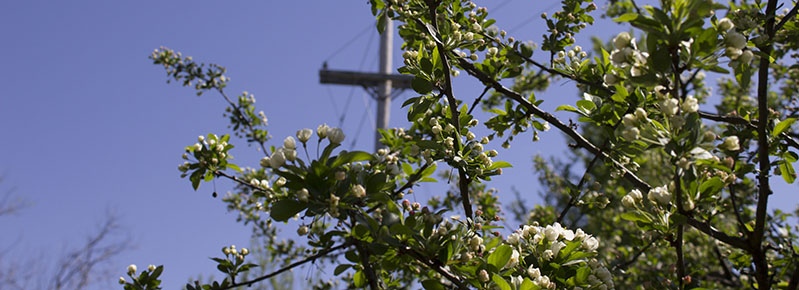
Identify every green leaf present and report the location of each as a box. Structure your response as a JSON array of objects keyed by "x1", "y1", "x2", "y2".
[
  {"x1": 780, "y1": 161, "x2": 796, "y2": 184},
  {"x1": 492, "y1": 274, "x2": 511, "y2": 290},
  {"x1": 411, "y1": 76, "x2": 433, "y2": 94},
  {"x1": 620, "y1": 212, "x2": 649, "y2": 223},
  {"x1": 487, "y1": 244, "x2": 512, "y2": 269},
  {"x1": 422, "y1": 280, "x2": 445, "y2": 290},
  {"x1": 334, "y1": 264, "x2": 351, "y2": 276},
  {"x1": 520, "y1": 278, "x2": 538, "y2": 290},
  {"x1": 331, "y1": 151, "x2": 375, "y2": 168},
  {"x1": 270, "y1": 199, "x2": 306, "y2": 222},
  {"x1": 555, "y1": 105, "x2": 580, "y2": 113},
  {"x1": 699, "y1": 177, "x2": 724, "y2": 197},
  {"x1": 614, "y1": 13, "x2": 639, "y2": 22},
  {"x1": 353, "y1": 270, "x2": 366, "y2": 287},
  {"x1": 773, "y1": 118, "x2": 796, "y2": 137},
  {"x1": 487, "y1": 161, "x2": 512, "y2": 170}
]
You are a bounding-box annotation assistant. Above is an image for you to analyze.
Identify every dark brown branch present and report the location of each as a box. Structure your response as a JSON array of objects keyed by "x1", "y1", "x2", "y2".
[
  {"x1": 455, "y1": 57, "x2": 652, "y2": 191},
  {"x1": 214, "y1": 170, "x2": 269, "y2": 192},
  {"x1": 468, "y1": 86, "x2": 491, "y2": 115},
  {"x1": 788, "y1": 261, "x2": 799, "y2": 290},
  {"x1": 674, "y1": 173, "x2": 686, "y2": 289},
  {"x1": 775, "y1": 2, "x2": 799, "y2": 32},
  {"x1": 684, "y1": 216, "x2": 750, "y2": 251},
  {"x1": 426, "y1": 0, "x2": 473, "y2": 219},
  {"x1": 220, "y1": 242, "x2": 350, "y2": 290},
  {"x1": 698, "y1": 111, "x2": 799, "y2": 150},
  {"x1": 712, "y1": 245, "x2": 740, "y2": 287},
  {"x1": 752, "y1": 1, "x2": 779, "y2": 289},
  {"x1": 354, "y1": 239, "x2": 381, "y2": 290}
]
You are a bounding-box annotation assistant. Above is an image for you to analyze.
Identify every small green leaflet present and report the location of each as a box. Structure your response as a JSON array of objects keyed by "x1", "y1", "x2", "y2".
[{"x1": 772, "y1": 118, "x2": 796, "y2": 137}]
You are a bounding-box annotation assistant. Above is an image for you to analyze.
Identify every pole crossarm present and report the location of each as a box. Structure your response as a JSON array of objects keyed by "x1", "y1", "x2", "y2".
[{"x1": 319, "y1": 69, "x2": 413, "y2": 91}]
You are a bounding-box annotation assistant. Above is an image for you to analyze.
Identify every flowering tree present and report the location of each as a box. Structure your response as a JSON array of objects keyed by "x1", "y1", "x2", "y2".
[{"x1": 124, "y1": 0, "x2": 799, "y2": 289}]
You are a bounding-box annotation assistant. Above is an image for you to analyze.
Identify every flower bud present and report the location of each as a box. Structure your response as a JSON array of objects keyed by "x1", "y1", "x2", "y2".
[
  {"x1": 127, "y1": 264, "x2": 137, "y2": 275},
  {"x1": 621, "y1": 195, "x2": 636, "y2": 208},
  {"x1": 327, "y1": 128, "x2": 345, "y2": 144},
  {"x1": 352, "y1": 184, "x2": 366, "y2": 198},
  {"x1": 739, "y1": 49, "x2": 754, "y2": 64},
  {"x1": 317, "y1": 124, "x2": 329, "y2": 138},
  {"x1": 297, "y1": 188, "x2": 309, "y2": 201},
  {"x1": 681, "y1": 95, "x2": 699, "y2": 113},
  {"x1": 148, "y1": 265, "x2": 156, "y2": 272},
  {"x1": 269, "y1": 150, "x2": 286, "y2": 168},
  {"x1": 478, "y1": 269, "x2": 490, "y2": 282},
  {"x1": 719, "y1": 136, "x2": 740, "y2": 151},
  {"x1": 613, "y1": 32, "x2": 632, "y2": 50},
  {"x1": 119, "y1": 277, "x2": 126, "y2": 284},
  {"x1": 297, "y1": 225, "x2": 309, "y2": 236},
  {"x1": 726, "y1": 31, "x2": 747, "y2": 50},
  {"x1": 283, "y1": 136, "x2": 296, "y2": 149},
  {"x1": 718, "y1": 18, "x2": 734, "y2": 31}
]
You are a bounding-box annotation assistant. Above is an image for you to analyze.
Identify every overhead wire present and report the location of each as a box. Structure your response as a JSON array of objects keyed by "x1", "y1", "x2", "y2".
[
  {"x1": 507, "y1": 1, "x2": 561, "y2": 33},
  {"x1": 323, "y1": 23, "x2": 374, "y2": 62}
]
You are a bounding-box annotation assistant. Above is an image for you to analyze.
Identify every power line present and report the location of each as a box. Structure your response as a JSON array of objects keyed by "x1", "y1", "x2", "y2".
[
  {"x1": 323, "y1": 23, "x2": 374, "y2": 62},
  {"x1": 507, "y1": 1, "x2": 560, "y2": 33}
]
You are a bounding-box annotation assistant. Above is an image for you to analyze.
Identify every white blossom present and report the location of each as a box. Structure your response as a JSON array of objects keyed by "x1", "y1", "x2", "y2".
[
  {"x1": 297, "y1": 188, "x2": 309, "y2": 202},
  {"x1": 127, "y1": 264, "x2": 137, "y2": 275},
  {"x1": 739, "y1": 49, "x2": 754, "y2": 64},
  {"x1": 647, "y1": 185, "x2": 672, "y2": 205},
  {"x1": 527, "y1": 266, "x2": 541, "y2": 279},
  {"x1": 622, "y1": 127, "x2": 640, "y2": 141},
  {"x1": 661, "y1": 98, "x2": 679, "y2": 116},
  {"x1": 269, "y1": 149, "x2": 286, "y2": 168},
  {"x1": 582, "y1": 236, "x2": 599, "y2": 251},
  {"x1": 478, "y1": 269, "x2": 490, "y2": 282},
  {"x1": 682, "y1": 95, "x2": 699, "y2": 113},
  {"x1": 613, "y1": 32, "x2": 632, "y2": 49},
  {"x1": 622, "y1": 194, "x2": 636, "y2": 208},
  {"x1": 720, "y1": 136, "x2": 740, "y2": 151},
  {"x1": 317, "y1": 124, "x2": 329, "y2": 138},
  {"x1": 297, "y1": 128, "x2": 313, "y2": 143}
]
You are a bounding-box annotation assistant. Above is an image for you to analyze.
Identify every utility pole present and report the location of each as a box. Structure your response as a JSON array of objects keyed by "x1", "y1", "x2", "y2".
[{"x1": 319, "y1": 18, "x2": 413, "y2": 151}]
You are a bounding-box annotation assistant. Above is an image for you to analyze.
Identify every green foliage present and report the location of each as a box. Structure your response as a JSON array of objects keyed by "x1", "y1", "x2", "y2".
[{"x1": 138, "y1": 0, "x2": 799, "y2": 289}]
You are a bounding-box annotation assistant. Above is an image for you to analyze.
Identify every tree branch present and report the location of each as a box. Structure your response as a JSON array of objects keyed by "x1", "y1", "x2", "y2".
[
  {"x1": 426, "y1": 0, "x2": 473, "y2": 219},
  {"x1": 557, "y1": 153, "x2": 600, "y2": 224},
  {"x1": 684, "y1": 216, "x2": 749, "y2": 251},
  {"x1": 775, "y1": 2, "x2": 799, "y2": 32},
  {"x1": 354, "y1": 239, "x2": 381, "y2": 290},
  {"x1": 220, "y1": 242, "x2": 350, "y2": 290},
  {"x1": 698, "y1": 111, "x2": 799, "y2": 150},
  {"x1": 611, "y1": 235, "x2": 657, "y2": 271},
  {"x1": 455, "y1": 57, "x2": 652, "y2": 191}
]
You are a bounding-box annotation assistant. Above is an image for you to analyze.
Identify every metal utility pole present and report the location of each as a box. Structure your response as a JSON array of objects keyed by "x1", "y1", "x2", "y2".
[{"x1": 319, "y1": 18, "x2": 413, "y2": 151}]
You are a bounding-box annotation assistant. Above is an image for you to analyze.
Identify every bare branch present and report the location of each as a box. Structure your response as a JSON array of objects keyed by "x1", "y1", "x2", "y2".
[
  {"x1": 684, "y1": 216, "x2": 749, "y2": 251},
  {"x1": 400, "y1": 244, "x2": 468, "y2": 289}
]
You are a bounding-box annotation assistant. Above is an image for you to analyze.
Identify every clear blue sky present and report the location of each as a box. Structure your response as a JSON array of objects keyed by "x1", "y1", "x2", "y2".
[{"x1": 0, "y1": 1, "x2": 795, "y2": 289}]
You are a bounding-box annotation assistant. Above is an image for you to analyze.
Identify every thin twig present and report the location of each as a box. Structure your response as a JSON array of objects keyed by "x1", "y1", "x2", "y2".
[
  {"x1": 468, "y1": 86, "x2": 492, "y2": 115},
  {"x1": 220, "y1": 242, "x2": 350, "y2": 290},
  {"x1": 611, "y1": 236, "x2": 657, "y2": 271}
]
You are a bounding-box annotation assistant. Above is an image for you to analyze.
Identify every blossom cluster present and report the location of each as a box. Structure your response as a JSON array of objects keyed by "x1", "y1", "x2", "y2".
[{"x1": 604, "y1": 32, "x2": 649, "y2": 85}]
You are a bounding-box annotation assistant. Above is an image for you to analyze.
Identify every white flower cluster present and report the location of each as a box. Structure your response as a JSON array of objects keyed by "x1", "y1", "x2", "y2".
[
  {"x1": 719, "y1": 136, "x2": 740, "y2": 151},
  {"x1": 554, "y1": 45, "x2": 589, "y2": 72},
  {"x1": 619, "y1": 108, "x2": 648, "y2": 141},
  {"x1": 621, "y1": 189, "x2": 644, "y2": 208},
  {"x1": 604, "y1": 32, "x2": 649, "y2": 85},
  {"x1": 503, "y1": 222, "x2": 613, "y2": 290},
  {"x1": 179, "y1": 134, "x2": 230, "y2": 172},
  {"x1": 718, "y1": 18, "x2": 754, "y2": 65},
  {"x1": 222, "y1": 244, "x2": 249, "y2": 263}
]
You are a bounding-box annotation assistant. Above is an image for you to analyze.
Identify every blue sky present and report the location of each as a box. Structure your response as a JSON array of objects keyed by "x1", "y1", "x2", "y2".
[{"x1": 0, "y1": 1, "x2": 796, "y2": 289}]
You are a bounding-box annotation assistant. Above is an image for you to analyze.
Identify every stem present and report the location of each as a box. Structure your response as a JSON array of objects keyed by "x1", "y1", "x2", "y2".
[
  {"x1": 400, "y1": 245, "x2": 468, "y2": 289},
  {"x1": 215, "y1": 87, "x2": 270, "y2": 157},
  {"x1": 675, "y1": 171, "x2": 686, "y2": 289}
]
